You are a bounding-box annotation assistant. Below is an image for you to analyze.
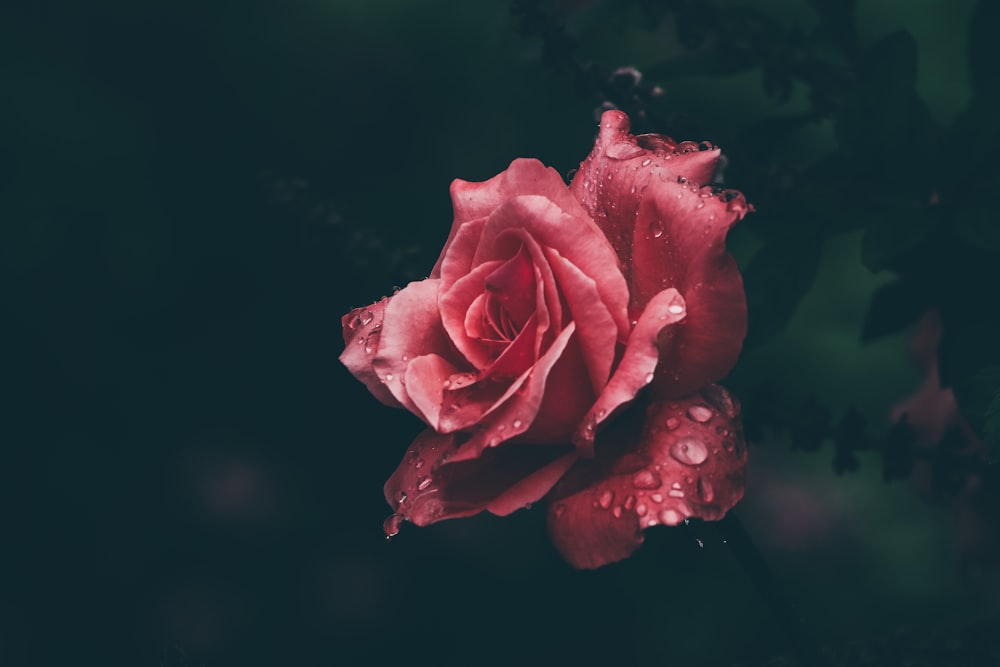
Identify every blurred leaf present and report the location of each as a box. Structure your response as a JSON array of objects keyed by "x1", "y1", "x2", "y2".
[
  {"x1": 968, "y1": 0, "x2": 1000, "y2": 94},
  {"x1": 860, "y1": 204, "x2": 938, "y2": 273},
  {"x1": 644, "y1": 50, "x2": 756, "y2": 81},
  {"x1": 952, "y1": 172, "x2": 1000, "y2": 253},
  {"x1": 860, "y1": 278, "x2": 929, "y2": 342},
  {"x1": 834, "y1": 30, "x2": 939, "y2": 189},
  {"x1": 742, "y1": 231, "x2": 822, "y2": 350},
  {"x1": 950, "y1": 366, "x2": 1000, "y2": 460}
]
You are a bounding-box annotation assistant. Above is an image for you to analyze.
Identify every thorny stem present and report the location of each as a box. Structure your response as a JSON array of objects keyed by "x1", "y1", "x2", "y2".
[{"x1": 718, "y1": 512, "x2": 832, "y2": 667}]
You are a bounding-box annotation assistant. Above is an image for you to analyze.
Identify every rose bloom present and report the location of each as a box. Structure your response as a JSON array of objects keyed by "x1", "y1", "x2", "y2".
[{"x1": 341, "y1": 111, "x2": 750, "y2": 568}]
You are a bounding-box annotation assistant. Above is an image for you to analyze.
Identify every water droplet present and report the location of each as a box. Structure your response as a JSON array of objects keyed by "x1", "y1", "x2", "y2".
[
  {"x1": 641, "y1": 158, "x2": 652, "y2": 167},
  {"x1": 596, "y1": 408, "x2": 607, "y2": 419},
  {"x1": 623, "y1": 494, "x2": 636, "y2": 510},
  {"x1": 669, "y1": 489, "x2": 685, "y2": 498},
  {"x1": 659, "y1": 509, "x2": 683, "y2": 525},
  {"x1": 357, "y1": 336, "x2": 364, "y2": 345},
  {"x1": 416, "y1": 476, "x2": 432, "y2": 491},
  {"x1": 670, "y1": 438, "x2": 709, "y2": 465},
  {"x1": 632, "y1": 469, "x2": 662, "y2": 489},
  {"x1": 360, "y1": 310, "x2": 373, "y2": 325},
  {"x1": 635, "y1": 503, "x2": 648, "y2": 517},
  {"x1": 554, "y1": 503, "x2": 566, "y2": 518},
  {"x1": 697, "y1": 478, "x2": 715, "y2": 502},
  {"x1": 677, "y1": 176, "x2": 688, "y2": 184},
  {"x1": 383, "y1": 513, "x2": 403, "y2": 539},
  {"x1": 612, "y1": 505, "x2": 623, "y2": 518},
  {"x1": 686, "y1": 405, "x2": 713, "y2": 423},
  {"x1": 664, "y1": 417, "x2": 680, "y2": 431},
  {"x1": 698, "y1": 141, "x2": 713, "y2": 151},
  {"x1": 385, "y1": 373, "x2": 394, "y2": 382},
  {"x1": 598, "y1": 490, "x2": 615, "y2": 509},
  {"x1": 667, "y1": 303, "x2": 684, "y2": 315},
  {"x1": 414, "y1": 458, "x2": 424, "y2": 470},
  {"x1": 512, "y1": 419, "x2": 523, "y2": 429},
  {"x1": 395, "y1": 490, "x2": 408, "y2": 505},
  {"x1": 651, "y1": 492, "x2": 664, "y2": 503},
  {"x1": 644, "y1": 372, "x2": 655, "y2": 384},
  {"x1": 401, "y1": 355, "x2": 409, "y2": 362},
  {"x1": 648, "y1": 220, "x2": 664, "y2": 238},
  {"x1": 696, "y1": 538, "x2": 704, "y2": 548},
  {"x1": 406, "y1": 450, "x2": 418, "y2": 463}
]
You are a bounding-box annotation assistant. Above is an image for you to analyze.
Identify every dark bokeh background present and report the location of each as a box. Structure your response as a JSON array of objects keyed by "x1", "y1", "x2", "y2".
[{"x1": 3, "y1": 1, "x2": 998, "y2": 665}]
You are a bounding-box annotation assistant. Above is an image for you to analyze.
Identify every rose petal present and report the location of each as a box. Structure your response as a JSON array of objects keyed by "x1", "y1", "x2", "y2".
[
  {"x1": 384, "y1": 429, "x2": 577, "y2": 528},
  {"x1": 372, "y1": 279, "x2": 458, "y2": 417},
  {"x1": 485, "y1": 244, "x2": 537, "y2": 329},
  {"x1": 542, "y1": 245, "x2": 619, "y2": 393},
  {"x1": 634, "y1": 188, "x2": 747, "y2": 397},
  {"x1": 569, "y1": 110, "x2": 725, "y2": 300},
  {"x1": 339, "y1": 297, "x2": 401, "y2": 408},
  {"x1": 474, "y1": 195, "x2": 630, "y2": 338},
  {"x1": 445, "y1": 322, "x2": 579, "y2": 459},
  {"x1": 547, "y1": 386, "x2": 747, "y2": 569},
  {"x1": 572, "y1": 288, "x2": 686, "y2": 456},
  {"x1": 439, "y1": 260, "x2": 506, "y2": 370},
  {"x1": 432, "y1": 158, "x2": 593, "y2": 278},
  {"x1": 568, "y1": 110, "x2": 750, "y2": 397}
]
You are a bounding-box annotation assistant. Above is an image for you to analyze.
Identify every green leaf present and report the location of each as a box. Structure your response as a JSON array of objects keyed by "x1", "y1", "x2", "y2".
[{"x1": 860, "y1": 204, "x2": 938, "y2": 272}]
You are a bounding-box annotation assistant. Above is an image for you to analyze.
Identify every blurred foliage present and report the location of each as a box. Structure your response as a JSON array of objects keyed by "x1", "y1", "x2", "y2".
[{"x1": 2, "y1": 0, "x2": 999, "y2": 665}]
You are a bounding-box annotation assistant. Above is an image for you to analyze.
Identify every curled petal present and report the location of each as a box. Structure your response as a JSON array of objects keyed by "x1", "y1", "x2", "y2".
[
  {"x1": 547, "y1": 386, "x2": 747, "y2": 569},
  {"x1": 572, "y1": 288, "x2": 686, "y2": 457},
  {"x1": 372, "y1": 279, "x2": 459, "y2": 418},
  {"x1": 339, "y1": 297, "x2": 400, "y2": 408},
  {"x1": 384, "y1": 429, "x2": 577, "y2": 529}
]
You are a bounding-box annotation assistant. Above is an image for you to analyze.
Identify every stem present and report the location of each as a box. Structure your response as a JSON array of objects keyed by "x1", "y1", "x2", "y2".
[{"x1": 717, "y1": 512, "x2": 831, "y2": 667}]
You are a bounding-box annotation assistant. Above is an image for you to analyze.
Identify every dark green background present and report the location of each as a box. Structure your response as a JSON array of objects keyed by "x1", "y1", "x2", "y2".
[{"x1": 1, "y1": 1, "x2": 994, "y2": 665}]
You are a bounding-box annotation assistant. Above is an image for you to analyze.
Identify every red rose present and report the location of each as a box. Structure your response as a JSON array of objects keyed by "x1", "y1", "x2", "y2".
[{"x1": 341, "y1": 110, "x2": 750, "y2": 568}]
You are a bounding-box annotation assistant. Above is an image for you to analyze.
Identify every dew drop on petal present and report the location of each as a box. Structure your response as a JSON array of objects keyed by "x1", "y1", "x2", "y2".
[
  {"x1": 644, "y1": 372, "x2": 655, "y2": 384},
  {"x1": 670, "y1": 438, "x2": 709, "y2": 466},
  {"x1": 686, "y1": 405, "x2": 713, "y2": 423},
  {"x1": 512, "y1": 419, "x2": 523, "y2": 429},
  {"x1": 385, "y1": 373, "x2": 394, "y2": 382},
  {"x1": 648, "y1": 220, "x2": 664, "y2": 238},
  {"x1": 598, "y1": 490, "x2": 615, "y2": 509},
  {"x1": 635, "y1": 503, "x2": 648, "y2": 517},
  {"x1": 383, "y1": 513, "x2": 403, "y2": 540},
  {"x1": 667, "y1": 303, "x2": 684, "y2": 315},
  {"x1": 665, "y1": 417, "x2": 681, "y2": 430},
  {"x1": 698, "y1": 478, "x2": 715, "y2": 502},
  {"x1": 405, "y1": 450, "x2": 418, "y2": 463},
  {"x1": 612, "y1": 505, "x2": 623, "y2": 519},
  {"x1": 651, "y1": 492, "x2": 664, "y2": 503},
  {"x1": 416, "y1": 476, "x2": 432, "y2": 491},
  {"x1": 395, "y1": 490, "x2": 408, "y2": 505},
  {"x1": 641, "y1": 158, "x2": 652, "y2": 167},
  {"x1": 623, "y1": 494, "x2": 636, "y2": 510},
  {"x1": 632, "y1": 469, "x2": 662, "y2": 489},
  {"x1": 669, "y1": 489, "x2": 685, "y2": 498},
  {"x1": 659, "y1": 509, "x2": 683, "y2": 525}
]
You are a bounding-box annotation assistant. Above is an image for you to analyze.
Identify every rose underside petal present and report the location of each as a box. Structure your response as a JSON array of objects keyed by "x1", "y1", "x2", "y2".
[
  {"x1": 384, "y1": 429, "x2": 577, "y2": 527},
  {"x1": 485, "y1": 243, "x2": 536, "y2": 328},
  {"x1": 547, "y1": 385, "x2": 747, "y2": 569}
]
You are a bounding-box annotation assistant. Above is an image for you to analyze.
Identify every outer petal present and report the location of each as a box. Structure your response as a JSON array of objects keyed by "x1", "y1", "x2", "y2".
[
  {"x1": 572, "y1": 288, "x2": 686, "y2": 457},
  {"x1": 431, "y1": 158, "x2": 593, "y2": 278},
  {"x1": 371, "y1": 279, "x2": 461, "y2": 419},
  {"x1": 570, "y1": 110, "x2": 751, "y2": 397},
  {"x1": 339, "y1": 297, "x2": 400, "y2": 408},
  {"x1": 547, "y1": 385, "x2": 747, "y2": 569},
  {"x1": 383, "y1": 429, "x2": 578, "y2": 529}
]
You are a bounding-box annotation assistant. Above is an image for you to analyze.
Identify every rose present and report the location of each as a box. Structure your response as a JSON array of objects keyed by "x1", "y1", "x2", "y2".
[{"x1": 341, "y1": 110, "x2": 750, "y2": 568}]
